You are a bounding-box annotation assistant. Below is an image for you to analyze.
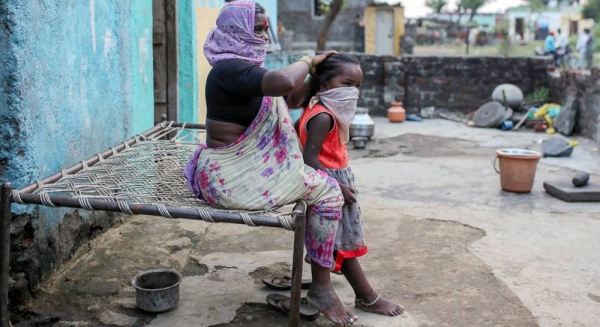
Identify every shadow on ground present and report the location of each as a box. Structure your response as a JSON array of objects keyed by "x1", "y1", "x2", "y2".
[{"x1": 10, "y1": 134, "x2": 540, "y2": 327}]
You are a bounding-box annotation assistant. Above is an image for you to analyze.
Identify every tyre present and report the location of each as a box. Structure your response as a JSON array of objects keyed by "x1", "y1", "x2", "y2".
[{"x1": 566, "y1": 55, "x2": 579, "y2": 70}]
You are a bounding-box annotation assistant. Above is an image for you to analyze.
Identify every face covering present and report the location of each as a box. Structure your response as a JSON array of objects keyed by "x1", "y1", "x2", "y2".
[{"x1": 309, "y1": 87, "x2": 360, "y2": 145}]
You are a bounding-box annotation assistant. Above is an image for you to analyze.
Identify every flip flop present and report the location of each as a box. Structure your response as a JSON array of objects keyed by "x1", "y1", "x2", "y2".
[
  {"x1": 266, "y1": 294, "x2": 320, "y2": 321},
  {"x1": 262, "y1": 276, "x2": 312, "y2": 290}
]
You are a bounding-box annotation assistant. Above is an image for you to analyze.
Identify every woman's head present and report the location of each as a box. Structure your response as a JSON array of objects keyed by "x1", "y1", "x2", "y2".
[
  {"x1": 203, "y1": 1, "x2": 268, "y2": 66},
  {"x1": 254, "y1": 3, "x2": 269, "y2": 42},
  {"x1": 302, "y1": 53, "x2": 362, "y2": 107}
]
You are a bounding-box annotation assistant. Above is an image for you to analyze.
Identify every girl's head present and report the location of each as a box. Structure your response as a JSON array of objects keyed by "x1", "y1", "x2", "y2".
[{"x1": 302, "y1": 53, "x2": 362, "y2": 107}]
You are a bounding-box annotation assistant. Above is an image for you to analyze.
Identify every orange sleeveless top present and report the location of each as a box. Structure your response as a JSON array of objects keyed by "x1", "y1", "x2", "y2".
[{"x1": 298, "y1": 104, "x2": 349, "y2": 169}]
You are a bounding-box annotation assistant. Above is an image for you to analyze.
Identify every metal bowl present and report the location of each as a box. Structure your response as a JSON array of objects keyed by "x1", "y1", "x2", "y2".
[{"x1": 132, "y1": 269, "x2": 183, "y2": 313}]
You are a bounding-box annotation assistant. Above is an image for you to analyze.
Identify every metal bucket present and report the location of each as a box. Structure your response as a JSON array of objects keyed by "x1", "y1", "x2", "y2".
[
  {"x1": 132, "y1": 269, "x2": 183, "y2": 313},
  {"x1": 350, "y1": 107, "x2": 375, "y2": 140}
]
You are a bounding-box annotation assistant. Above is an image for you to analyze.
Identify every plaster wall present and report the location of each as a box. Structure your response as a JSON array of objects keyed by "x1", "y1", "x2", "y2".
[
  {"x1": 0, "y1": 0, "x2": 153, "y2": 305},
  {"x1": 179, "y1": 0, "x2": 199, "y2": 123}
]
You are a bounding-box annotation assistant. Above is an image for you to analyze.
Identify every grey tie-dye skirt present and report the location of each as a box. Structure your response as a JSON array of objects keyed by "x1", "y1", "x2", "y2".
[{"x1": 324, "y1": 166, "x2": 367, "y2": 269}]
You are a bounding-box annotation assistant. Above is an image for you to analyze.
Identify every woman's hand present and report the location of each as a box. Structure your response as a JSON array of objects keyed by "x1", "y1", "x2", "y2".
[
  {"x1": 340, "y1": 184, "x2": 357, "y2": 205},
  {"x1": 313, "y1": 50, "x2": 337, "y2": 67}
]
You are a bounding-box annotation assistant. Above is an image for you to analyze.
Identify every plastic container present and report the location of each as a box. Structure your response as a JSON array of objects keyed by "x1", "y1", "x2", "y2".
[
  {"x1": 132, "y1": 269, "x2": 183, "y2": 313},
  {"x1": 387, "y1": 102, "x2": 406, "y2": 123},
  {"x1": 494, "y1": 149, "x2": 542, "y2": 193}
]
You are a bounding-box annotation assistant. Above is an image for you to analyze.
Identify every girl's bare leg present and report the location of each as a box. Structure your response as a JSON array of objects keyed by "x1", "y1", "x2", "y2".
[
  {"x1": 306, "y1": 262, "x2": 358, "y2": 325},
  {"x1": 342, "y1": 258, "x2": 404, "y2": 316}
]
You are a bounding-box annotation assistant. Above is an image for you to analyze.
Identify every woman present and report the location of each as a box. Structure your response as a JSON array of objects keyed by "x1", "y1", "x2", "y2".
[{"x1": 183, "y1": 1, "x2": 356, "y2": 325}]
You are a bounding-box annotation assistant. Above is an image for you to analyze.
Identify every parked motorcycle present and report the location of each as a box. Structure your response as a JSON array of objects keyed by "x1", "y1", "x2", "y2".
[{"x1": 535, "y1": 45, "x2": 578, "y2": 70}]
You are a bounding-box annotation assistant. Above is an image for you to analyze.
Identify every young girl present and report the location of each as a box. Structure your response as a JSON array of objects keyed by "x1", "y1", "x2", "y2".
[{"x1": 297, "y1": 53, "x2": 404, "y2": 319}]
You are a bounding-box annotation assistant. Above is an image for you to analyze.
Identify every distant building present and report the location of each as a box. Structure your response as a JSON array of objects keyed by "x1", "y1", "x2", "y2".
[
  {"x1": 505, "y1": 4, "x2": 594, "y2": 41},
  {"x1": 277, "y1": 0, "x2": 374, "y2": 51},
  {"x1": 425, "y1": 13, "x2": 505, "y2": 32}
]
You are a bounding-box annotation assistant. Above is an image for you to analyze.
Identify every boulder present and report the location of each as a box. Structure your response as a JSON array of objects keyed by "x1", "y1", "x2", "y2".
[
  {"x1": 554, "y1": 95, "x2": 578, "y2": 136},
  {"x1": 541, "y1": 138, "x2": 573, "y2": 157},
  {"x1": 492, "y1": 84, "x2": 524, "y2": 108}
]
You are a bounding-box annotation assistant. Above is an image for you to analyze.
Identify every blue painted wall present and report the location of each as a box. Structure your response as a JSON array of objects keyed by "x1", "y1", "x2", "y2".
[
  {"x1": 0, "y1": 0, "x2": 154, "y2": 218},
  {"x1": 179, "y1": 0, "x2": 199, "y2": 123}
]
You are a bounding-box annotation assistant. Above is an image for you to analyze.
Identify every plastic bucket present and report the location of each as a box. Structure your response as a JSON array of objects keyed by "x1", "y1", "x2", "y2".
[
  {"x1": 132, "y1": 269, "x2": 183, "y2": 313},
  {"x1": 494, "y1": 149, "x2": 542, "y2": 193}
]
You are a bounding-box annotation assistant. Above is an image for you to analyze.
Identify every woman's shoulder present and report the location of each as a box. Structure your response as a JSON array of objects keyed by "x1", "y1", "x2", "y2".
[{"x1": 213, "y1": 58, "x2": 258, "y2": 71}]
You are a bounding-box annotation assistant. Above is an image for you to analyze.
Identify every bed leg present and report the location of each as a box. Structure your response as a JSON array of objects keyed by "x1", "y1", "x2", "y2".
[
  {"x1": 1, "y1": 183, "x2": 12, "y2": 327},
  {"x1": 288, "y1": 202, "x2": 307, "y2": 327}
]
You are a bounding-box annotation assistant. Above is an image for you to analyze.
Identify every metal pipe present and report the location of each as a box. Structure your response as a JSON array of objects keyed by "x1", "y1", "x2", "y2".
[
  {"x1": 1, "y1": 183, "x2": 12, "y2": 327},
  {"x1": 17, "y1": 124, "x2": 167, "y2": 194},
  {"x1": 16, "y1": 193, "x2": 289, "y2": 229},
  {"x1": 288, "y1": 200, "x2": 307, "y2": 327},
  {"x1": 170, "y1": 122, "x2": 206, "y2": 129}
]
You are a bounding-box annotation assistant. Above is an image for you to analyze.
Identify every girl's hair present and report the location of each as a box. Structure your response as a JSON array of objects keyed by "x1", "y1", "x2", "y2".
[
  {"x1": 255, "y1": 3, "x2": 265, "y2": 15},
  {"x1": 301, "y1": 53, "x2": 361, "y2": 108}
]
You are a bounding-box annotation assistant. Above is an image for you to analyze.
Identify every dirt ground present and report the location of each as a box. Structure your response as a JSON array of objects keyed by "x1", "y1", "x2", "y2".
[{"x1": 10, "y1": 119, "x2": 600, "y2": 327}]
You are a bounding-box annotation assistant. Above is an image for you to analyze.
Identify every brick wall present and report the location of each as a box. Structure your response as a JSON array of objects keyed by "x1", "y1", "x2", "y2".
[{"x1": 355, "y1": 54, "x2": 552, "y2": 116}]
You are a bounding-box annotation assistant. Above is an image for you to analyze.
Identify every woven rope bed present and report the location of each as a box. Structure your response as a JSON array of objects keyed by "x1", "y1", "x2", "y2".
[{"x1": 0, "y1": 121, "x2": 308, "y2": 327}]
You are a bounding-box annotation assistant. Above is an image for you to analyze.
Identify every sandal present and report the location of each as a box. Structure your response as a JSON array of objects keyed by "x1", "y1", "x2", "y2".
[
  {"x1": 262, "y1": 276, "x2": 312, "y2": 290},
  {"x1": 266, "y1": 294, "x2": 320, "y2": 321}
]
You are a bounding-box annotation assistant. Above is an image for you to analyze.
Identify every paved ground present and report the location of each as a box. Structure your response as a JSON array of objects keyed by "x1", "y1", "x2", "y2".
[{"x1": 13, "y1": 118, "x2": 600, "y2": 327}]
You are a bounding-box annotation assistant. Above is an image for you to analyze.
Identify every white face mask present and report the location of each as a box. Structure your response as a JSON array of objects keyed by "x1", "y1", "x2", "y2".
[{"x1": 309, "y1": 87, "x2": 360, "y2": 145}]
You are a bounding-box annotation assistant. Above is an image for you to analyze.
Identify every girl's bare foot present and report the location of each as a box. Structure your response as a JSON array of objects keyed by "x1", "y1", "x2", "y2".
[
  {"x1": 355, "y1": 292, "x2": 404, "y2": 316},
  {"x1": 306, "y1": 287, "x2": 358, "y2": 325}
]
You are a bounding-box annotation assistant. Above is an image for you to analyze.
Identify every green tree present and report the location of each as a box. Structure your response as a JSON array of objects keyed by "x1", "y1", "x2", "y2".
[
  {"x1": 458, "y1": 0, "x2": 491, "y2": 22},
  {"x1": 426, "y1": 0, "x2": 448, "y2": 14},
  {"x1": 316, "y1": 0, "x2": 345, "y2": 50},
  {"x1": 525, "y1": 0, "x2": 550, "y2": 11},
  {"x1": 582, "y1": 0, "x2": 600, "y2": 20}
]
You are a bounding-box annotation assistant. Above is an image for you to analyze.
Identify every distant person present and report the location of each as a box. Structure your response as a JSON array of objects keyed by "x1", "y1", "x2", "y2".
[
  {"x1": 577, "y1": 29, "x2": 594, "y2": 70},
  {"x1": 557, "y1": 28, "x2": 569, "y2": 49},
  {"x1": 545, "y1": 31, "x2": 557, "y2": 65}
]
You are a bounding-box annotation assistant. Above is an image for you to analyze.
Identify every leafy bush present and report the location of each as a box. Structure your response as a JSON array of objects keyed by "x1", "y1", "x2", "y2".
[{"x1": 525, "y1": 87, "x2": 550, "y2": 102}]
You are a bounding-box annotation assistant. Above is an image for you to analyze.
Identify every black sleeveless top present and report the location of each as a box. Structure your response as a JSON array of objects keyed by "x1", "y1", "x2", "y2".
[{"x1": 205, "y1": 59, "x2": 268, "y2": 127}]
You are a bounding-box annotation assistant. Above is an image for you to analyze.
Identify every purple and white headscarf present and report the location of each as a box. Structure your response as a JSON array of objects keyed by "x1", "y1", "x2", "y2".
[{"x1": 203, "y1": 0, "x2": 267, "y2": 67}]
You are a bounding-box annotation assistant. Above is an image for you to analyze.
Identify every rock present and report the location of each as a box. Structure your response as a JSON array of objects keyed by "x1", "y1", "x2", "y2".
[
  {"x1": 473, "y1": 101, "x2": 506, "y2": 128},
  {"x1": 541, "y1": 138, "x2": 573, "y2": 157},
  {"x1": 97, "y1": 311, "x2": 138, "y2": 327},
  {"x1": 492, "y1": 84, "x2": 524, "y2": 108},
  {"x1": 54, "y1": 322, "x2": 92, "y2": 327},
  {"x1": 554, "y1": 95, "x2": 578, "y2": 136},
  {"x1": 572, "y1": 173, "x2": 590, "y2": 187},
  {"x1": 420, "y1": 106, "x2": 435, "y2": 119}
]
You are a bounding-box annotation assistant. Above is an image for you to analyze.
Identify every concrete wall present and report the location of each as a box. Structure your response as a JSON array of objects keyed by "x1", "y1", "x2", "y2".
[
  {"x1": 0, "y1": 0, "x2": 153, "y2": 305},
  {"x1": 549, "y1": 69, "x2": 600, "y2": 144},
  {"x1": 179, "y1": 0, "x2": 199, "y2": 123}
]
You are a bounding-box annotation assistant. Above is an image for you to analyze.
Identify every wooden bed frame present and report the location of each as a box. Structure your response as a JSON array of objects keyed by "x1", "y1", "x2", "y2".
[{"x1": 0, "y1": 122, "x2": 308, "y2": 327}]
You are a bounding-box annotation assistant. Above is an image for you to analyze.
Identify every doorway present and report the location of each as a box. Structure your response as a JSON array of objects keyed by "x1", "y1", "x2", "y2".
[
  {"x1": 515, "y1": 18, "x2": 524, "y2": 40},
  {"x1": 375, "y1": 9, "x2": 394, "y2": 56}
]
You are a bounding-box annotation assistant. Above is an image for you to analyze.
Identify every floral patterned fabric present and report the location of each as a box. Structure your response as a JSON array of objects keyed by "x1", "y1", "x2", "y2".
[
  {"x1": 183, "y1": 96, "x2": 344, "y2": 268},
  {"x1": 203, "y1": 0, "x2": 267, "y2": 67}
]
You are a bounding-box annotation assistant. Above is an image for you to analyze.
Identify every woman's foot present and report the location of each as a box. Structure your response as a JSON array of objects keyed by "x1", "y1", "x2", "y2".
[
  {"x1": 306, "y1": 287, "x2": 358, "y2": 325},
  {"x1": 355, "y1": 292, "x2": 404, "y2": 316}
]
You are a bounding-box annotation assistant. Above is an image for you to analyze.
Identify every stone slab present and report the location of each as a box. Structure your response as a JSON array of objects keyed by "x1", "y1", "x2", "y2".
[{"x1": 543, "y1": 181, "x2": 600, "y2": 202}]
